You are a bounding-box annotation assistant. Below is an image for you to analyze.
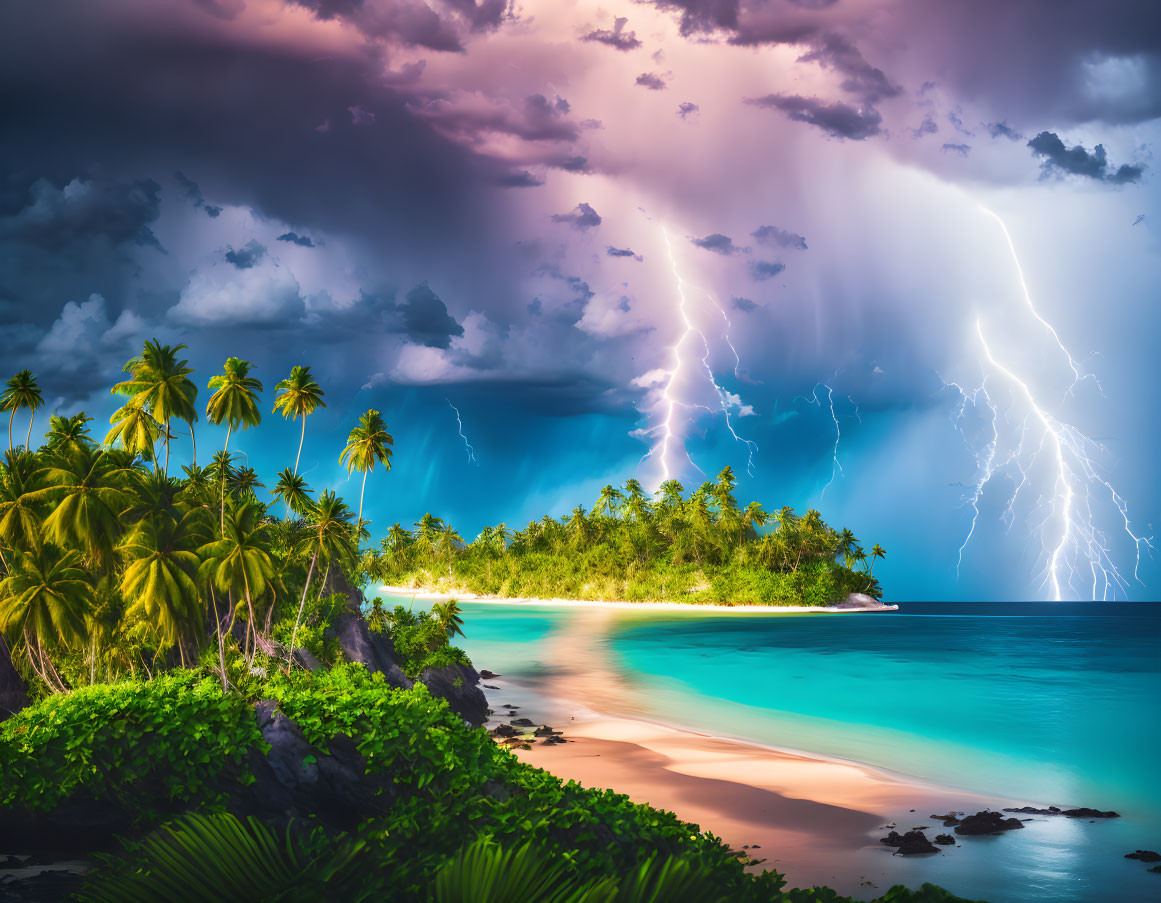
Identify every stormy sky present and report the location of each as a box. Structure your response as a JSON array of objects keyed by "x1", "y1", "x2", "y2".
[{"x1": 2, "y1": 0, "x2": 1158, "y2": 600}]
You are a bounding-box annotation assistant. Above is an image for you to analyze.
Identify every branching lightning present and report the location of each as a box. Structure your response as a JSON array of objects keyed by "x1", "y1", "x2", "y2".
[
  {"x1": 795, "y1": 382, "x2": 859, "y2": 500},
  {"x1": 445, "y1": 399, "x2": 477, "y2": 464},
  {"x1": 944, "y1": 208, "x2": 1151, "y2": 600},
  {"x1": 636, "y1": 225, "x2": 758, "y2": 484}
]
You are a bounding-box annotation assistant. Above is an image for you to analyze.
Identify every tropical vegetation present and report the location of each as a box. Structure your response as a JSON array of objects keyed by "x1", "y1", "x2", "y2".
[{"x1": 367, "y1": 471, "x2": 884, "y2": 606}]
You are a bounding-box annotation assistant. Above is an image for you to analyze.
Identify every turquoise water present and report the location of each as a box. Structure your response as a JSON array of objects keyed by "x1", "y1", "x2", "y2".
[{"x1": 440, "y1": 599, "x2": 1161, "y2": 903}]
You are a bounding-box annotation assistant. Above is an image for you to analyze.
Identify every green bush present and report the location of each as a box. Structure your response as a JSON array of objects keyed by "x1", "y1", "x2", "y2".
[{"x1": 0, "y1": 671, "x2": 263, "y2": 816}]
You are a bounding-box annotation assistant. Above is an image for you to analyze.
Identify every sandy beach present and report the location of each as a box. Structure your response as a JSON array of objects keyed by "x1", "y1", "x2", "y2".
[
  {"x1": 475, "y1": 605, "x2": 1008, "y2": 897},
  {"x1": 378, "y1": 585, "x2": 899, "y2": 614}
]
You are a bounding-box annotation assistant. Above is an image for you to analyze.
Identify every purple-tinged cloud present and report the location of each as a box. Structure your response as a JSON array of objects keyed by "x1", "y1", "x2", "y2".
[
  {"x1": 911, "y1": 114, "x2": 938, "y2": 138},
  {"x1": 745, "y1": 94, "x2": 882, "y2": 140},
  {"x1": 607, "y1": 246, "x2": 643, "y2": 261},
  {"x1": 583, "y1": 16, "x2": 642, "y2": 51},
  {"x1": 749, "y1": 260, "x2": 785, "y2": 281},
  {"x1": 988, "y1": 121, "x2": 1024, "y2": 141},
  {"x1": 752, "y1": 225, "x2": 807, "y2": 251},
  {"x1": 551, "y1": 203, "x2": 602, "y2": 230},
  {"x1": 677, "y1": 102, "x2": 699, "y2": 119},
  {"x1": 1027, "y1": 132, "x2": 1144, "y2": 184},
  {"x1": 692, "y1": 233, "x2": 744, "y2": 255},
  {"x1": 942, "y1": 143, "x2": 971, "y2": 157},
  {"x1": 636, "y1": 72, "x2": 667, "y2": 90},
  {"x1": 732, "y1": 296, "x2": 758, "y2": 311},
  {"x1": 224, "y1": 240, "x2": 267, "y2": 269},
  {"x1": 277, "y1": 232, "x2": 316, "y2": 248}
]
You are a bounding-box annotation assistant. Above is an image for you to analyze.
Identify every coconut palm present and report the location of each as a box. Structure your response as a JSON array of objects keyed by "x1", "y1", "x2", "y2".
[
  {"x1": 431, "y1": 598, "x2": 464, "y2": 643},
  {"x1": 593, "y1": 484, "x2": 624, "y2": 519},
  {"x1": 271, "y1": 366, "x2": 326, "y2": 475},
  {"x1": 197, "y1": 499, "x2": 275, "y2": 665},
  {"x1": 339, "y1": 409, "x2": 393, "y2": 531},
  {"x1": 868, "y1": 543, "x2": 886, "y2": 576},
  {"x1": 287, "y1": 490, "x2": 354, "y2": 669},
  {"x1": 112, "y1": 341, "x2": 199, "y2": 474},
  {"x1": 119, "y1": 510, "x2": 202, "y2": 657},
  {"x1": 44, "y1": 413, "x2": 95, "y2": 456},
  {"x1": 273, "y1": 468, "x2": 314, "y2": 518},
  {"x1": 205, "y1": 357, "x2": 262, "y2": 454},
  {"x1": 39, "y1": 446, "x2": 133, "y2": 573},
  {"x1": 1, "y1": 370, "x2": 44, "y2": 453},
  {"x1": 0, "y1": 544, "x2": 92, "y2": 691},
  {"x1": 105, "y1": 403, "x2": 160, "y2": 462},
  {"x1": 0, "y1": 451, "x2": 50, "y2": 567},
  {"x1": 437, "y1": 524, "x2": 463, "y2": 563}
]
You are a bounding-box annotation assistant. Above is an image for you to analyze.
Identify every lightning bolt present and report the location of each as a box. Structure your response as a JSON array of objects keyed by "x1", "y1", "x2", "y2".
[
  {"x1": 796, "y1": 382, "x2": 858, "y2": 500},
  {"x1": 945, "y1": 209, "x2": 1151, "y2": 600},
  {"x1": 636, "y1": 225, "x2": 758, "y2": 484},
  {"x1": 446, "y1": 399, "x2": 477, "y2": 464}
]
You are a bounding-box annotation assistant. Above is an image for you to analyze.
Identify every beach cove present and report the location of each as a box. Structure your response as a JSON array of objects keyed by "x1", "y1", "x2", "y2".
[{"x1": 405, "y1": 596, "x2": 1161, "y2": 903}]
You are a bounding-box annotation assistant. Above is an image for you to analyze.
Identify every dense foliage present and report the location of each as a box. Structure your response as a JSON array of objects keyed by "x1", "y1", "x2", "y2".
[{"x1": 367, "y1": 471, "x2": 885, "y2": 605}]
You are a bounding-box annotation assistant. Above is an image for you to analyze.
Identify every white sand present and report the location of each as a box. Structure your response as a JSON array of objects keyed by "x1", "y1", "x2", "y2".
[{"x1": 377, "y1": 585, "x2": 898, "y2": 614}]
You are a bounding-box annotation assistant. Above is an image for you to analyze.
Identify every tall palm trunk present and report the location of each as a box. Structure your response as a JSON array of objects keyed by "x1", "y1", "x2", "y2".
[
  {"x1": 242, "y1": 570, "x2": 258, "y2": 667},
  {"x1": 294, "y1": 414, "x2": 306, "y2": 475},
  {"x1": 220, "y1": 423, "x2": 233, "y2": 532},
  {"x1": 357, "y1": 470, "x2": 368, "y2": 529},
  {"x1": 8, "y1": 408, "x2": 15, "y2": 451},
  {"x1": 190, "y1": 422, "x2": 197, "y2": 468},
  {"x1": 163, "y1": 427, "x2": 170, "y2": 478},
  {"x1": 24, "y1": 410, "x2": 34, "y2": 452},
  {"x1": 287, "y1": 551, "x2": 318, "y2": 671},
  {"x1": 210, "y1": 584, "x2": 226, "y2": 692}
]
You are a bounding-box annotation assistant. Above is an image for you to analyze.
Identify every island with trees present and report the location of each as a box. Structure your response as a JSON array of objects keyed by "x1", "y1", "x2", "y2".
[
  {"x1": 0, "y1": 345, "x2": 959, "y2": 902},
  {"x1": 367, "y1": 470, "x2": 887, "y2": 607}
]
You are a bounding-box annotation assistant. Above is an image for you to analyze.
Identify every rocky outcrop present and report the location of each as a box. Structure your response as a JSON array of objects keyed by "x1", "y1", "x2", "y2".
[
  {"x1": 0, "y1": 638, "x2": 28, "y2": 722},
  {"x1": 1126, "y1": 850, "x2": 1161, "y2": 863},
  {"x1": 881, "y1": 830, "x2": 941, "y2": 854},
  {"x1": 322, "y1": 570, "x2": 412, "y2": 690},
  {"x1": 417, "y1": 663, "x2": 489, "y2": 726},
  {"x1": 934, "y1": 834, "x2": 956, "y2": 845},
  {"x1": 1003, "y1": 805, "x2": 1120, "y2": 819},
  {"x1": 954, "y1": 811, "x2": 1025, "y2": 835}
]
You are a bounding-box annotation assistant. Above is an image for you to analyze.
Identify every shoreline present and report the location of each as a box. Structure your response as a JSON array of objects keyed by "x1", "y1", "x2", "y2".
[
  {"x1": 488, "y1": 680, "x2": 1007, "y2": 895},
  {"x1": 377, "y1": 585, "x2": 899, "y2": 614}
]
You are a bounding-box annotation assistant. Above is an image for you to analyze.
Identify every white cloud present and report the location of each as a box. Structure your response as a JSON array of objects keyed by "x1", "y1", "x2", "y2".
[
  {"x1": 37, "y1": 293, "x2": 147, "y2": 370},
  {"x1": 170, "y1": 261, "x2": 304, "y2": 325}
]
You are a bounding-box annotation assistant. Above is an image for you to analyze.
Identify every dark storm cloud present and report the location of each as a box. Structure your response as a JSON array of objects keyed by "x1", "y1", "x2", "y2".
[
  {"x1": 1027, "y1": 132, "x2": 1144, "y2": 184},
  {"x1": 173, "y1": 171, "x2": 222, "y2": 218},
  {"x1": 398, "y1": 282, "x2": 465, "y2": 348},
  {"x1": 192, "y1": 0, "x2": 246, "y2": 22},
  {"x1": 649, "y1": 1, "x2": 740, "y2": 37},
  {"x1": 691, "y1": 233, "x2": 744, "y2": 255},
  {"x1": 410, "y1": 92, "x2": 581, "y2": 145},
  {"x1": 794, "y1": 33, "x2": 900, "y2": 104},
  {"x1": 731, "y1": 296, "x2": 758, "y2": 312},
  {"x1": 677, "y1": 102, "x2": 699, "y2": 119},
  {"x1": 744, "y1": 94, "x2": 882, "y2": 140},
  {"x1": 223, "y1": 240, "x2": 267, "y2": 268},
  {"x1": 987, "y1": 121, "x2": 1024, "y2": 141},
  {"x1": 752, "y1": 225, "x2": 807, "y2": 251},
  {"x1": 496, "y1": 170, "x2": 545, "y2": 188},
  {"x1": 583, "y1": 17, "x2": 642, "y2": 51},
  {"x1": 941, "y1": 143, "x2": 971, "y2": 157},
  {"x1": 749, "y1": 260, "x2": 785, "y2": 281},
  {"x1": 635, "y1": 72, "x2": 667, "y2": 91},
  {"x1": 606, "y1": 246, "x2": 642, "y2": 261},
  {"x1": 277, "y1": 232, "x2": 316, "y2": 247},
  {"x1": 0, "y1": 175, "x2": 163, "y2": 251},
  {"x1": 288, "y1": 0, "x2": 464, "y2": 52},
  {"x1": 551, "y1": 203, "x2": 602, "y2": 230}
]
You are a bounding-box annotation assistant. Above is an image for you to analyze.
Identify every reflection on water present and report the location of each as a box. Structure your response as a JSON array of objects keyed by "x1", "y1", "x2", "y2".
[{"x1": 421, "y1": 598, "x2": 1161, "y2": 903}]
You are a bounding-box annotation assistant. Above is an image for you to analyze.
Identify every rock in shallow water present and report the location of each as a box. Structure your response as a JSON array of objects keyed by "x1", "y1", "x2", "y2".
[
  {"x1": 1126, "y1": 850, "x2": 1161, "y2": 863},
  {"x1": 884, "y1": 830, "x2": 941, "y2": 854},
  {"x1": 934, "y1": 834, "x2": 956, "y2": 845},
  {"x1": 955, "y1": 811, "x2": 1026, "y2": 835}
]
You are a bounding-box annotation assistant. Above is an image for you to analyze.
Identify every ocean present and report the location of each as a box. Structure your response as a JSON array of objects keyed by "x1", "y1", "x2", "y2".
[{"x1": 434, "y1": 598, "x2": 1161, "y2": 903}]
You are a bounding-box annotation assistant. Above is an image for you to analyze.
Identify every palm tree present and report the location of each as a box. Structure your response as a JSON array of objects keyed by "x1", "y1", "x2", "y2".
[
  {"x1": 593, "y1": 484, "x2": 624, "y2": 519},
  {"x1": 657, "y1": 479, "x2": 685, "y2": 512},
  {"x1": 119, "y1": 510, "x2": 202, "y2": 658},
  {"x1": 339, "y1": 409, "x2": 393, "y2": 531},
  {"x1": 287, "y1": 490, "x2": 354, "y2": 669},
  {"x1": 430, "y1": 599, "x2": 464, "y2": 644},
  {"x1": 105, "y1": 403, "x2": 160, "y2": 462},
  {"x1": 205, "y1": 357, "x2": 262, "y2": 455},
  {"x1": 112, "y1": 341, "x2": 199, "y2": 475},
  {"x1": 272, "y1": 366, "x2": 326, "y2": 475},
  {"x1": 437, "y1": 524, "x2": 463, "y2": 563},
  {"x1": 1, "y1": 370, "x2": 44, "y2": 452},
  {"x1": 273, "y1": 469, "x2": 314, "y2": 518},
  {"x1": 0, "y1": 544, "x2": 92, "y2": 692},
  {"x1": 868, "y1": 543, "x2": 886, "y2": 577},
  {"x1": 0, "y1": 451, "x2": 50, "y2": 568},
  {"x1": 44, "y1": 413, "x2": 95, "y2": 456},
  {"x1": 198, "y1": 499, "x2": 275, "y2": 665},
  {"x1": 40, "y1": 446, "x2": 132, "y2": 573}
]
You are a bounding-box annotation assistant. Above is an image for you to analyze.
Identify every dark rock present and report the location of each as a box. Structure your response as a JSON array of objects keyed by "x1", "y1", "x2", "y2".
[
  {"x1": 0, "y1": 868, "x2": 86, "y2": 902},
  {"x1": 511, "y1": 717, "x2": 535, "y2": 727},
  {"x1": 1003, "y1": 806, "x2": 1061, "y2": 815},
  {"x1": 417, "y1": 663, "x2": 488, "y2": 727},
  {"x1": 323, "y1": 570, "x2": 411, "y2": 689},
  {"x1": 541, "y1": 735, "x2": 566, "y2": 745},
  {"x1": 479, "y1": 670, "x2": 501, "y2": 679},
  {"x1": 934, "y1": 834, "x2": 956, "y2": 845},
  {"x1": 533, "y1": 725, "x2": 561, "y2": 736},
  {"x1": 955, "y1": 811, "x2": 1026, "y2": 835},
  {"x1": 484, "y1": 684, "x2": 500, "y2": 689},
  {"x1": 886, "y1": 830, "x2": 941, "y2": 855},
  {"x1": 1126, "y1": 850, "x2": 1161, "y2": 863},
  {"x1": 0, "y1": 637, "x2": 29, "y2": 722},
  {"x1": 1149, "y1": 865, "x2": 1161, "y2": 874},
  {"x1": 1062, "y1": 807, "x2": 1120, "y2": 819},
  {"x1": 490, "y1": 723, "x2": 517, "y2": 738}
]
